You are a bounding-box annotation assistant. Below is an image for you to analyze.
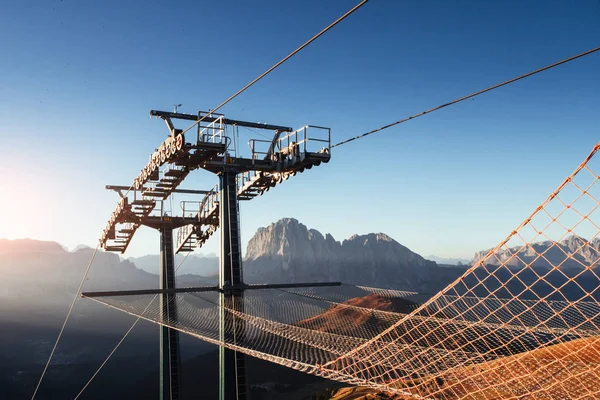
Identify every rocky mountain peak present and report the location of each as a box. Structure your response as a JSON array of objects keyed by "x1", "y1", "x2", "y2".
[
  {"x1": 243, "y1": 218, "x2": 448, "y2": 290},
  {"x1": 561, "y1": 234, "x2": 588, "y2": 250},
  {"x1": 345, "y1": 233, "x2": 395, "y2": 245},
  {"x1": 245, "y1": 218, "x2": 341, "y2": 262}
]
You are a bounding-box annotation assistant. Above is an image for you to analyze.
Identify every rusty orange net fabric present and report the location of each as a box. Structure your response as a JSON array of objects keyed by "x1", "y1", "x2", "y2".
[
  {"x1": 87, "y1": 143, "x2": 600, "y2": 399},
  {"x1": 322, "y1": 142, "x2": 600, "y2": 398}
]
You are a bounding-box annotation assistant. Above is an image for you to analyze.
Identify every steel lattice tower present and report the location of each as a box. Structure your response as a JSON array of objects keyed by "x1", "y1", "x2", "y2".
[{"x1": 87, "y1": 109, "x2": 336, "y2": 399}]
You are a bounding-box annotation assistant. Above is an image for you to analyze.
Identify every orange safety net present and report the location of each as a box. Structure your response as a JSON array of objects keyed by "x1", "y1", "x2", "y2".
[{"x1": 86, "y1": 142, "x2": 600, "y2": 399}]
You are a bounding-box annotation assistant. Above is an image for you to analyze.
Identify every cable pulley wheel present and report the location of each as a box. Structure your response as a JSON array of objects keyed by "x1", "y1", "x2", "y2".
[{"x1": 175, "y1": 134, "x2": 183, "y2": 151}]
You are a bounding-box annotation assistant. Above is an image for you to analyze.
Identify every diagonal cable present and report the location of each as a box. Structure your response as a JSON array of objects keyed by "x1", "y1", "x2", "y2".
[
  {"x1": 178, "y1": 0, "x2": 369, "y2": 137},
  {"x1": 73, "y1": 249, "x2": 192, "y2": 399},
  {"x1": 31, "y1": 245, "x2": 100, "y2": 400},
  {"x1": 72, "y1": 2, "x2": 370, "y2": 396},
  {"x1": 331, "y1": 46, "x2": 600, "y2": 148}
]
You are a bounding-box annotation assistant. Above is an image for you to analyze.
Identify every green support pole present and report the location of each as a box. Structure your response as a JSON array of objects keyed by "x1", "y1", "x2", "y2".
[
  {"x1": 160, "y1": 226, "x2": 181, "y2": 400},
  {"x1": 219, "y1": 171, "x2": 248, "y2": 400}
]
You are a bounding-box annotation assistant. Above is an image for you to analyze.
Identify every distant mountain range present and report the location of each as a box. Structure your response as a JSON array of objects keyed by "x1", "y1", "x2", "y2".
[
  {"x1": 425, "y1": 255, "x2": 470, "y2": 266},
  {"x1": 4, "y1": 221, "x2": 600, "y2": 398},
  {"x1": 4, "y1": 222, "x2": 598, "y2": 303},
  {"x1": 128, "y1": 253, "x2": 218, "y2": 277},
  {"x1": 471, "y1": 234, "x2": 600, "y2": 269}
]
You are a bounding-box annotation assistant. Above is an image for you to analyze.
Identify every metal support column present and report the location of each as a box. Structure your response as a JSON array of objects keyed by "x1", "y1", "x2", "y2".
[
  {"x1": 160, "y1": 226, "x2": 181, "y2": 400},
  {"x1": 219, "y1": 170, "x2": 248, "y2": 400}
]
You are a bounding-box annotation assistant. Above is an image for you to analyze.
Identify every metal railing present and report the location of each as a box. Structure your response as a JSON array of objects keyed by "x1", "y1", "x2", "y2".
[
  {"x1": 180, "y1": 201, "x2": 201, "y2": 218},
  {"x1": 176, "y1": 223, "x2": 193, "y2": 249},
  {"x1": 197, "y1": 115, "x2": 225, "y2": 145},
  {"x1": 175, "y1": 184, "x2": 219, "y2": 249},
  {"x1": 277, "y1": 125, "x2": 330, "y2": 155},
  {"x1": 198, "y1": 184, "x2": 219, "y2": 221},
  {"x1": 248, "y1": 125, "x2": 330, "y2": 162},
  {"x1": 237, "y1": 170, "x2": 261, "y2": 193},
  {"x1": 248, "y1": 139, "x2": 273, "y2": 161}
]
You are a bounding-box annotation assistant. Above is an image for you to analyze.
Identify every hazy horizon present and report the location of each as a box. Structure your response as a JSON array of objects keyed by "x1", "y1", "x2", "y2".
[{"x1": 2, "y1": 1, "x2": 600, "y2": 260}]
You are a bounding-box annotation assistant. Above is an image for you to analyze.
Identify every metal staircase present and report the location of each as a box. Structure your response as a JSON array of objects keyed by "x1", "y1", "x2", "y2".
[
  {"x1": 143, "y1": 166, "x2": 190, "y2": 200},
  {"x1": 175, "y1": 186, "x2": 220, "y2": 253}
]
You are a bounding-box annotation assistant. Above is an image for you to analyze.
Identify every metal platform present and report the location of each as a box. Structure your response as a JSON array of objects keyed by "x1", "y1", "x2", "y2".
[{"x1": 99, "y1": 111, "x2": 330, "y2": 255}]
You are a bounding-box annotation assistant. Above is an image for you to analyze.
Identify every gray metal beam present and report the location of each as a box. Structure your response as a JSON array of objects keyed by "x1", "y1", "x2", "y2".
[
  {"x1": 106, "y1": 185, "x2": 211, "y2": 195},
  {"x1": 81, "y1": 286, "x2": 220, "y2": 298},
  {"x1": 142, "y1": 216, "x2": 200, "y2": 229},
  {"x1": 81, "y1": 282, "x2": 341, "y2": 299},
  {"x1": 243, "y1": 282, "x2": 342, "y2": 290},
  {"x1": 150, "y1": 110, "x2": 293, "y2": 132}
]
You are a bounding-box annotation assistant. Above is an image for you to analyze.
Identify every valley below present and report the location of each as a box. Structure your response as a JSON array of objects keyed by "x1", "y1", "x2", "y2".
[{"x1": 3, "y1": 218, "x2": 600, "y2": 399}]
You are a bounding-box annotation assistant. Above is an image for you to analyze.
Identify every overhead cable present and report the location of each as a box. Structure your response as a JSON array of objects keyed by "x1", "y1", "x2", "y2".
[{"x1": 332, "y1": 46, "x2": 600, "y2": 148}]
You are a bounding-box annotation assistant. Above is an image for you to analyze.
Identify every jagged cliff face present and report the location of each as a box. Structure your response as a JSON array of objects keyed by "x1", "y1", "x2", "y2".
[
  {"x1": 246, "y1": 219, "x2": 341, "y2": 263},
  {"x1": 471, "y1": 235, "x2": 600, "y2": 269},
  {"x1": 243, "y1": 218, "x2": 461, "y2": 292},
  {"x1": 245, "y1": 218, "x2": 342, "y2": 283}
]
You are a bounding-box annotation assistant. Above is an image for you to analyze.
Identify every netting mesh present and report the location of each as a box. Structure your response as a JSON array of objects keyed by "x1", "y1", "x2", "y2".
[
  {"x1": 86, "y1": 285, "x2": 414, "y2": 376},
  {"x1": 87, "y1": 142, "x2": 600, "y2": 399},
  {"x1": 324, "y1": 143, "x2": 600, "y2": 399}
]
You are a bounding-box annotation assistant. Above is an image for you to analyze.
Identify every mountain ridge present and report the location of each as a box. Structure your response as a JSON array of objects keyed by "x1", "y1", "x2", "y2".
[
  {"x1": 243, "y1": 218, "x2": 463, "y2": 292},
  {"x1": 471, "y1": 234, "x2": 600, "y2": 269}
]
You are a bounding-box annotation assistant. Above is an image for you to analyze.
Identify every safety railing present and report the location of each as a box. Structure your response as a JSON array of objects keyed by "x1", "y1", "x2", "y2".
[
  {"x1": 277, "y1": 125, "x2": 330, "y2": 156},
  {"x1": 198, "y1": 184, "x2": 219, "y2": 221},
  {"x1": 180, "y1": 201, "x2": 201, "y2": 218},
  {"x1": 175, "y1": 184, "x2": 219, "y2": 250},
  {"x1": 248, "y1": 139, "x2": 273, "y2": 161},
  {"x1": 197, "y1": 114, "x2": 225, "y2": 145},
  {"x1": 248, "y1": 126, "x2": 330, "y2": 163},
  {"x1": 237, "y1": 170, "x2": 260, "y2": 193},
  {"x1": 176, "y1": 223, "x2": 193, "y2": 249}
]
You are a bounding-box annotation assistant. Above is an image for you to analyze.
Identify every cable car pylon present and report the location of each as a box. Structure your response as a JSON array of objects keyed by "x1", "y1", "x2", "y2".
[{"x1": 86, "y1": 109, "x2": 338, "y2": 400}]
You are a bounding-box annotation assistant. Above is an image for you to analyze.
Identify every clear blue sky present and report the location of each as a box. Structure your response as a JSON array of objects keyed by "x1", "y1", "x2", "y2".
[{"x1": 1, "y1": 0, "x2": 599, "y2": 262}]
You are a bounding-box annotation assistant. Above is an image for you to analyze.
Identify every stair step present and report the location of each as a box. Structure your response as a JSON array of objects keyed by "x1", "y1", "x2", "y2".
[
  {"x1": 135, "y1": 207, "x2": 154, "y2": 212},
  {"x1": 142, "y1": 191, "x2": 167, "y2": 198},
  {"x1": 105, "y1": 246, "x2": 125, "y2": 252},
  {"x1": 164, "y1": 169, "x2": 186, "y2": 177},
  {"x1": 131, "y1": 200, "x2": 155, "y2": 206},
  {"x1": 159, "y1": 177, "x2": 179, "y2": 183}
]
